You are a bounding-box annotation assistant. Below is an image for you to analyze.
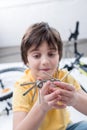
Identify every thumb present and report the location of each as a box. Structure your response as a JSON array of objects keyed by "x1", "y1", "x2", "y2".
[{"x1": 40, "y1": 81, "x2": 52, "y2": 95}]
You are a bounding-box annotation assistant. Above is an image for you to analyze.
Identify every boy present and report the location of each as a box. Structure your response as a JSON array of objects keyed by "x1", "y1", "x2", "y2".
[{"x1": 13, "y1": 22, "x2": 87, "y2": 130}]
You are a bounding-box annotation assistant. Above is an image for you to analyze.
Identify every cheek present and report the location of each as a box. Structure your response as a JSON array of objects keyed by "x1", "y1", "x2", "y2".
[
  {"x1": 50, "y1": 60, "x2": 58, "y2": 71},
  {"x1": 28, "y1": 59, "x2": 39, "y2": 69},
  {"x1": 52, "y1": 56, "x2": 59, "y2": 65},
  {"x1": 27, "y1": 57, "x2": 33, "y2": 68}
]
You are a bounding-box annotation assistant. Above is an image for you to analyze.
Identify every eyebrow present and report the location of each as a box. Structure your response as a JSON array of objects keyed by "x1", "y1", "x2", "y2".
[
  {"x1": 29, "y1": 47, "x2": 57, "y2": 53},
  {"x1": 29, "y1": 48, "x2": 39, "y2": 53}
]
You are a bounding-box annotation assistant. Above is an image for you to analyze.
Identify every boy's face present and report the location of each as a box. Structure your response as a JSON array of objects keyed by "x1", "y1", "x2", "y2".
[{"x1": 27, "y1": 41, "x2": 59, "y2": 80}]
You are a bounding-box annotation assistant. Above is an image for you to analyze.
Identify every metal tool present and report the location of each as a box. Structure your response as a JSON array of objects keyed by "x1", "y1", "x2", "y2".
[{"x1": 20, "y1": 70, "x2": 70, "y2": 102}]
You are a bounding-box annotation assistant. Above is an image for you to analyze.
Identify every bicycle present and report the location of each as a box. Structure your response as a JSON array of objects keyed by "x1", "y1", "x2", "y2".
[
  {"x1": 64, "y1": 21, "x2": 83, "y2": 58},
  {"x1": 61, "y1": 21, "x2": 87, "y2": 92},
  {"x1": 0, "y1": 65, "x2": 25, "y2": 115},
  {"x1": 61, "y1": 53, "x2": 87, "y2": 92}
]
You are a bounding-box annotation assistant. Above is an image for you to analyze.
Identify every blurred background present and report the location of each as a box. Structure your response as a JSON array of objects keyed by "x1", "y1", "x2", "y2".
[
  {"x1": 0, "y1": 0, "x2": 87, "y2": 130},
  {"x1": 0, "y1": 0, "x2": 87, "y2": 63}
]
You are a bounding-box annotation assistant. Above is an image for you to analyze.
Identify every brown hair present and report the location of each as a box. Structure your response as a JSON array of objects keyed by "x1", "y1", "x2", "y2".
[{"x1": 21, "y1": 22, "x2": 63, "y2": 65}]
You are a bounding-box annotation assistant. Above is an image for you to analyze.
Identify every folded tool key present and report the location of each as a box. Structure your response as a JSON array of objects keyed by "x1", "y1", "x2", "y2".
[{"x1": 20, "y1": 70, "x2": 70, "y2": 102}]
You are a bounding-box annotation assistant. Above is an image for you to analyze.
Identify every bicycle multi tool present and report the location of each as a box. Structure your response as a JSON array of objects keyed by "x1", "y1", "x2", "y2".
[{"x1": 20, "y1": 71, "x2": 70, "y2": 102}]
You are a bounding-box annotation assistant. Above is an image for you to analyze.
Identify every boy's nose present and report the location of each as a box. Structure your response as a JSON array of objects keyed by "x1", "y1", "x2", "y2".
[{"x1": 41, "y1": 56, "x2": 49, "y2": 65}]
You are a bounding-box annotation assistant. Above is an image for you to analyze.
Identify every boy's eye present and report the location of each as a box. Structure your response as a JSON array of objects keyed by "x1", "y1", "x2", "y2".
[
  {"x1": 33, "y1": 54, "x2": 40, "y2": 58},
  {"x1": 48, "y1": 53, "x2": 55, "y2": 57}
]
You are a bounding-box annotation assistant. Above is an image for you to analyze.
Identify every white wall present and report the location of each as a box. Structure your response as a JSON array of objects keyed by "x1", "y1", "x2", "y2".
[{"x1": 0, "y1": 0, "x2": 87, "y2": 47}]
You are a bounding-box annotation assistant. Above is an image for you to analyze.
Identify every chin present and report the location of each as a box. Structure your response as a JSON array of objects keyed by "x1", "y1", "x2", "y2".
[{"x1": 36, "y1": 75, "x2": 49, "y2": 80}]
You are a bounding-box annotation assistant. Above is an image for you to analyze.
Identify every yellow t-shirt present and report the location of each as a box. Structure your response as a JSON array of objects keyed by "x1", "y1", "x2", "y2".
[{"x1": 13, "y1": 69, "x2": 81, "y2": 130}]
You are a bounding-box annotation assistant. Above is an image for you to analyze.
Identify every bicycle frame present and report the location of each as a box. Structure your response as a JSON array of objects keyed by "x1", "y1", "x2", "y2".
[
  {"x1": 77, "y1": 59, "x2": 87, "y2": 76},
  {"x1": 62, "y1": 55, "x2": 87, "y2": 92},
  {"x1": 63, "y1": 21, "x2": 87, "y2": 92}
]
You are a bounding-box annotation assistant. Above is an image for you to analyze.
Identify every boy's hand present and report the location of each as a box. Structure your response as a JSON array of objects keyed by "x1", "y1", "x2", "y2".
[
  {"x1": 39, "y1": 81, "x2": 66, "y2": 112},
  {"x1": 53, "y1": 81, "x2": 77, "y2": 107}
]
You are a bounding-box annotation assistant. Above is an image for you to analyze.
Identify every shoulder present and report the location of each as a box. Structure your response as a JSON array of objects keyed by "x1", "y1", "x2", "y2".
[
  {"x1": 14, "y1": 69, "x2": 33, "y2": 87},
  {"x1": 13, "y1": 68, "x2": 34, "y2": 96},
  {"x1": 13, "y1": 69, "x2": 33, "y2": 112},
  {"x1": 58, "y1": 69, "x2": 68, "y2": 77},
  {"x1": 55, "y1": 69, "x2": 68, "y2": 80}
]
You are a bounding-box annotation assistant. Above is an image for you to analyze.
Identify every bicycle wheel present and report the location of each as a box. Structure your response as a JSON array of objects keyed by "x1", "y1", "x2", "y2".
[{"x1": 0, "y1": 67, "x2": 25, "y2": 101}]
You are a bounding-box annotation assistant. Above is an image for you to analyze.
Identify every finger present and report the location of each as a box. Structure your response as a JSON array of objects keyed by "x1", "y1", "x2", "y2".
[
  {"x1": 53, "y1": 103, "x2": 66, "y2": 109},
  {"x1": 40, "y1": 81, "x2": 51, "y2": 94},
  {"x1": 58, "y1": 96, "x2": 68, "y2": 104},
  {"x1": 44, "y1": 90, "x2": 61, "y2": 101},
  {"x1": 47, "y1": 98, "x2": 66, "y2": 109},
  {"x1": 41, "y1": 81, "x2": 58, "y2": 95},
  {"x1": 58, "y1": 91, "x2": 75, "y2": 105},
  {"x1": 47, "y1": 98, "x2": 60, "y2": 106},
  {"x1": 58, "y1": 89, "x2": 74, "y2": 98},
  {"x1": 54, "y1": 81, "x2": 75, "y2": 91}
]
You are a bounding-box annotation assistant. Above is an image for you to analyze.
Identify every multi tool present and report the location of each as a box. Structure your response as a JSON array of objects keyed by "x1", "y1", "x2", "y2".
[{"x1": 20, "y1": 71, "x2": 70, "y2": 102}]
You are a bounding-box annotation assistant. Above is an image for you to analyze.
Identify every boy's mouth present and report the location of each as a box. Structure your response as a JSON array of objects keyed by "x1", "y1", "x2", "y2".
[{"x1": 40, "y1": 68, "x2": 50, "y2": 71}]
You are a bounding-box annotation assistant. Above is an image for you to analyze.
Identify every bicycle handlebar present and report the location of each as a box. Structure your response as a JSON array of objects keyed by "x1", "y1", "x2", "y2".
[
  {"x1": 63, "y1": 53, "x2": 83, "y2": 71},
  {"x1": 68, "y1": 21, "x2": 79, "y2": 41}
]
